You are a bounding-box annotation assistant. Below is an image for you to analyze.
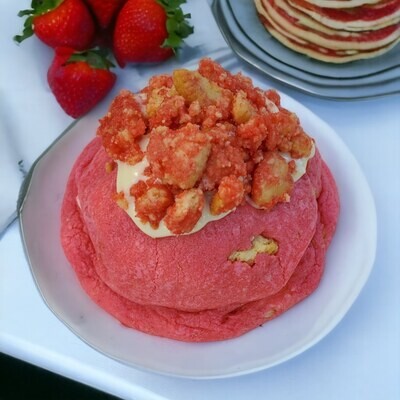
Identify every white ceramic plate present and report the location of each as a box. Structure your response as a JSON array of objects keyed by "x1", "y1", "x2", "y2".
[{"x1": 18, "y1": 71, "x2": 376, "y2": 379}]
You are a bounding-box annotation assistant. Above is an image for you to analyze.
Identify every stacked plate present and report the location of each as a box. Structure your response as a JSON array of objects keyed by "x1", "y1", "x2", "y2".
[{"x1": 212, "y1": 0, "x2": 400, "y2": 99}]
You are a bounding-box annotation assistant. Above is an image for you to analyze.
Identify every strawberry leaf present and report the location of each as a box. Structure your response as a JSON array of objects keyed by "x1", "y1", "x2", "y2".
[
  {"x1": 156, "y1": 0, "x2": 194, "y2": 53},
  {"x1": 31, "y1": 0, "x2": 63, "y2": 15},
  {"x1": 14, "y1": 15, "x2": 34, "y2": 43},
  {"x1": 17, "y1": 9, "x2": 34, "y2": 17},
  {"x1": 67, "y1": 48, "x2": 116, "y2": 70},
  {"x1": 14, "y1": 0, "x2": 63, "y2": 44}
]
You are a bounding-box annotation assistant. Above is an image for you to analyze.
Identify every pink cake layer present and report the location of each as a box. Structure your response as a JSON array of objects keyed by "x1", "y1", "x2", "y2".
[{"x1": 61, "y1": 138, "x2": 339, "y2": 342}]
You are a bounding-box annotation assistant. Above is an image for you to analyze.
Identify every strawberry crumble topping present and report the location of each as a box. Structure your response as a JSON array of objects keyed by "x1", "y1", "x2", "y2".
[{"x1": 96, "y1": 59, "x2": 314, "y2": 235}]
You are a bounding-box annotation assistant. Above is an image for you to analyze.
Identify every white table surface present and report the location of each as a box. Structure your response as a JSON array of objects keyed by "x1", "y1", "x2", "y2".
[{"x1": 1, "y1": 1, "x2": 399, "y2": 399}]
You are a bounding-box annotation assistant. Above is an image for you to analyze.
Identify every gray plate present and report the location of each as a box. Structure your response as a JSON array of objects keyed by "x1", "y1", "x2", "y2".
[
  {"x1": 213, "y1": 0, "x2": 400, "y2": 99},
  {"x1": 228, "y1": 0, "x2": 400, "y2": 79},
  {"x1": 221, "y1": 0, "x2": 400, "y2": 87}
]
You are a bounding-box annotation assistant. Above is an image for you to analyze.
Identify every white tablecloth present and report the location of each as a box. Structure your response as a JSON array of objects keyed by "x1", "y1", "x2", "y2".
[{"x1": 1, "y1": 0, "x2": 399, "y2": 399}]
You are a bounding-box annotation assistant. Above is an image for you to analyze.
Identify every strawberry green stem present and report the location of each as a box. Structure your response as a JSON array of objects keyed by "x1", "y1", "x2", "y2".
[
  {"x1": 67, "y1": 48, "x2": 116, "y2": 70},
  {"x1": 14, "y1": 0, "x2": 64, "y2": 44},
  {"x1": 156, "y1": 0, "x2": 194, "y2": 53}
]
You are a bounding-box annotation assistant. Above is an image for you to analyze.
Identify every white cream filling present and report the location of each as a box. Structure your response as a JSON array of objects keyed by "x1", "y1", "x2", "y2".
[
  {"x1": 107, "y1": 90, "x2": 314, "y2": 238},
  {"x1": 116, "y1": 158, "x2": 229, "y2": 238},
  {"x1": 281, "y1": 141, "x2": 315, "y2": 182},
  {"x1": 115, "y1": 141, "x2": 314, "y2": 238}
]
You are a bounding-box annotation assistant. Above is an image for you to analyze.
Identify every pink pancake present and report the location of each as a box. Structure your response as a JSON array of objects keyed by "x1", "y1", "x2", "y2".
[
  {"x1": 61, "y1": 139, "x2": 339, "y2": 342},
  {"x1": 262, "y1": 0, "x2": 400, "y2": 50},
  {"x1": 289, "y1": 0, "x2": 400, "y2": 27},
  {"x1": 255, "y1": 0, "x2": 400, "y2": 62},
  {"x1": 63, "y1": 138, "x2": 320, "y2": 312}
]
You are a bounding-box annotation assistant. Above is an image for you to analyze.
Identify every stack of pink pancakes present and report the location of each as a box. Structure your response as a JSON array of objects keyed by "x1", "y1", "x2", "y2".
[
  {"x1": 255, "y1": 0, "x2": 400, "y2": 62},
  {"x1": 61, "y1": 62, "x2": 340, "y2": 342}
]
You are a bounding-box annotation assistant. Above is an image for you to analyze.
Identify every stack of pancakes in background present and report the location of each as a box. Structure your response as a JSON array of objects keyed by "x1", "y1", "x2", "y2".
[{"x1": 254, "y1": 0, "x2": 400, "y2": 63}]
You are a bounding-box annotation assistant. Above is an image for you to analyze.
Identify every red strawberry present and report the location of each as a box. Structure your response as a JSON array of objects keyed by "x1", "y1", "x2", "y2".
[
  {"x1": 47, "y1": 47, "x2": 116, "y2": 118},
  {"x1": 84, "y1": 0, "x2": 127, "y2": 29},
  {"x1": 15, "y1": 0, "x2": 95, "y2": 50},
  {"x1": 113, "y1": 0, "x2": 193, "y2": 66}
]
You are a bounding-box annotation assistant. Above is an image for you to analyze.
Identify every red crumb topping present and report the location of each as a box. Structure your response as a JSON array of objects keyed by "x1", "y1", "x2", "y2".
[
  {"x1": 113, "y1": 191, "x2": 129, "y2": 210},
  {"x1": 134, "y1": 183, "x2": 174, "y2": 229},
  {"x1": 97, "y1": 59, "x2": 314, "y2": 234},
  {"x1": 97, "y1": 90, "x2": 146, "y2": 165},
  {"x1": 252, "y1": 152, "x2": 293, "y2": 209},
  {"x1": 146, "y1": 124, "x2": 211, "y2": 190},
  {"x1": 210, "y1": 175, "x2": 245, "y2": 215},
  {"x1": 164, "y1": 189, "x2": 205, "y2": 234}
]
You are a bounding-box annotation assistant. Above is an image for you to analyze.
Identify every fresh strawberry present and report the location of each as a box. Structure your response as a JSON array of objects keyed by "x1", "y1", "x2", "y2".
[
  {"x1": 113, "y1": 0, "x2": 193, "y2": 66},
  {"x1": 15, "y1": 0, "x2": 95, "y2": 51},
  {"x1": 47, "y1": 47, "x2": 116, "y2": 118},
  {"x1": 84, "y1": 0, "x2": 127, "y2": 29}
]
